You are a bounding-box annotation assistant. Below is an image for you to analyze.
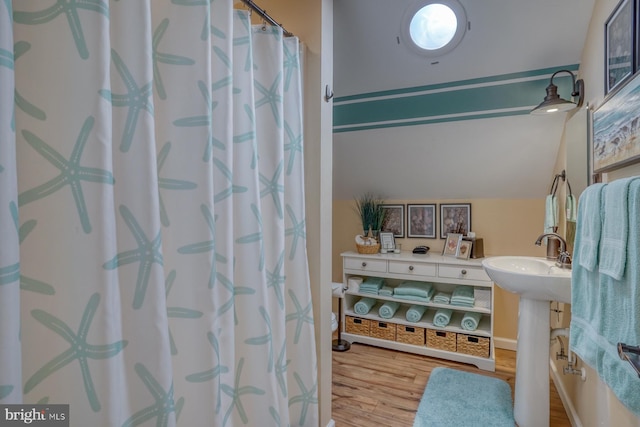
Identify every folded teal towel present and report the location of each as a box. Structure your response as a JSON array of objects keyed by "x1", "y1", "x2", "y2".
[
  {"x1": 600, "y1": 177, "x2": 639, "y2": 280},
  {"x1": 378, "y1": 301, "x2": 400, "y2": 319},
  {"x1": 451, "y1": 285, "x2": 474, "y2": 307},
  {"x1": 359, "y1": 277, "x2": 385, "y2": 294},
  {"x1": 394, "y1": 281, "x2": 434, "y2": 300},
  {"x1": 461, "y1": 312, "x2": 482, "y2": 331},
  {"x1": 577, "y1": 183, "x2": 605, "y2": 271},
  {"x1": 378, "y1": 286, "x2": 394, "y2": 297},
  {"x1": 406, "y1": 305, "x2": 427, "y2": 323},
  {"x1": 360, "y1": 277, "x2": 384, "y2": 287},
  {"x1": 433, "y1": 292, "x2": 451, "y2": 304},
  {"x1": 433, "y1": 309, "x2": 453, "y2": 327},
  {"x1": 393, "y1": 294, "x2": 430, "y2": 302},
  {"x1": 354, "y1": 297, "x2": 376, "y2": 315}
]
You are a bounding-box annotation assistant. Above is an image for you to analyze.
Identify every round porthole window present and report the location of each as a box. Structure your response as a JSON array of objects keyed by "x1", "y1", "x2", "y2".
[{"x1": 401, "y1": 0, "x2": 468, "y2": 57}]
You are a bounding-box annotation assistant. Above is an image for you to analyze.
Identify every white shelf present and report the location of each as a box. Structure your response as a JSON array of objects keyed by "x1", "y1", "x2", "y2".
[{"x1": 340, "y1": 251, "x2": 496, "y2": 372}]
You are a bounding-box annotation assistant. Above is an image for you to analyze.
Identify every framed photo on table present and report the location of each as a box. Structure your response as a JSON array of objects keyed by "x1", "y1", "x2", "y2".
[
  {"x1": 456, "y1": 240, "x2": 472, "y2": 260},
  {"x1": 379, "y1": 232, "x2": 396, "y2": 252},
  {"x1": 443, "y1": 233, "x2": 462, "y2": 257},
  {"x1": 407, "y1": 204, "x2": 436, "y2": 238},
  {"x1": 440, "y1": 203, "x2": 471, "y2": 239},
  {"x1": 605, "y1": 0, "x2": 634, "y2": 94}
]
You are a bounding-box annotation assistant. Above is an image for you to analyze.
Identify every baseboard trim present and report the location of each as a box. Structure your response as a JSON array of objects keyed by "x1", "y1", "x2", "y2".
[
  {"x1": 550, "y1": 358, "x2": 582, "y2": 427},
  {"x1": 494, "y1": 337, "x2": 517, "y2": 351}
]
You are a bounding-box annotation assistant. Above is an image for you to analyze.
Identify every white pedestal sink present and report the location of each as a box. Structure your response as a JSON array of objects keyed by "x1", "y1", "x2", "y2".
[{"x1": 482, "y1": 256, "x2": 572, "y2": 427}]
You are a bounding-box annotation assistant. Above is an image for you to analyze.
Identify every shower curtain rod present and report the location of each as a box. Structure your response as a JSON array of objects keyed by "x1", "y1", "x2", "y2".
[{"x1": 239, "y1": 0, "x2": 294, "y2": 37}]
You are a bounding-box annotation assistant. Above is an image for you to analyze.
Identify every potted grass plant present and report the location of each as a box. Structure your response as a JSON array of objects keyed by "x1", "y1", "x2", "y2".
[{"x1": 354, "y1": 193, "x2": 387, "y2": 239}]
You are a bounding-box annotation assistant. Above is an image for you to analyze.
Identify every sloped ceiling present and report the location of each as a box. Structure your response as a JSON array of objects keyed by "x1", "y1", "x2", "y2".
[{"x1": 332, "y1": 0, "x2": 595, "y2": 200}]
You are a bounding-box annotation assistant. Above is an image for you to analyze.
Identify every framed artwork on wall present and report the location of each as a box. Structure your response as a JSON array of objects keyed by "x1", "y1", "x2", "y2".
[
  {"x1": 593, "y1": 71, "x2": 640, "y2": 172},
  {"x1": 439, "y1": 203, "x2": 471, "y2": 239},
  {"x1": 605, "y1": 0, "x2": 635, "y2": 94},
  {"x1": 380, "y1": 204, "x2": 405, "y2": 238},
  {"x1": 407, "y1": 204, "x2": 436, "y2": 238}
]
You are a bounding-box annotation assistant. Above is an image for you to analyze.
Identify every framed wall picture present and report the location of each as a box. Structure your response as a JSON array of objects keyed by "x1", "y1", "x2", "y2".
[
  {"x1": 605, "y1": 0, "x2": 634, "y2": 94},
  {"x1": 456, "y1": 240, "x2": 472, "y2": 260},
  {"x1": 593, "y1": 71, "x2": 640, "y2": 172},
  {"x1": 443, "y1": 233, "x2": 462, "y2": 257},
  {"x1": 439, "y1": 203, "x2": 471, "y2": 239},
  {"x1": 381, "y1": 204, "x2": 405, "y2": 238},
  {"x1": 407, "y1": 204, "x2": 436, "y2": 238}
]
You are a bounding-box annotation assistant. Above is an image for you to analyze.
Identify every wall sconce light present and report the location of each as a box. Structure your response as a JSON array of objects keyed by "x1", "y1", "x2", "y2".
[{"x1": 530, "y1": 69, "x2": 585, "y2": 115}]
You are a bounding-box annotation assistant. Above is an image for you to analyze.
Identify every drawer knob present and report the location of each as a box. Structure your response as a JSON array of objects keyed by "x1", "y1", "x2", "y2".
[
  {"x1": 409, "y1": 265, "x2": 414, "y2": 271},
  {"x1": 461, "y1": 269, "x2": 467, "y2": 275},
  {"x1": 361, "y1": 262, "x2": 367, "y2": 267}
]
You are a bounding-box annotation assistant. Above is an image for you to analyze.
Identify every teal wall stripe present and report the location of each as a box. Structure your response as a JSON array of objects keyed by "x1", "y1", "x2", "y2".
[
  {"x1": 333, "y1": 65, "x2": 580, "y2": 132},
  {"x1": 333, "y1": 109, "x2": 529, "y2": 133}
]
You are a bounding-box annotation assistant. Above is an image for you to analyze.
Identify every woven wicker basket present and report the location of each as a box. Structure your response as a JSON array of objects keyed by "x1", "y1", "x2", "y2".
[
  {"x1": 356, "y1": 242, "x2": 380, "y2": 254},
  {"x1": 396, "y1": 325, "x2": 426, "y2": 346},
  {"x1": 370, "y1": 321, "x2": 396, "y2": 341},
  {"x1": 426, "y1": 329, "x2": 457, "y2": 352},
  {"x1": 345, "y1": 316, "x2": 370, "y2": 336},
  {"x1": 456, "y1": 333, "x2": 490, "y2": 358}
]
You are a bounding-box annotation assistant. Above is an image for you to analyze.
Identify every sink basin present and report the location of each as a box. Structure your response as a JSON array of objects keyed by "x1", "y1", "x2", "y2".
[{"x1": 482, "y1": 256, "x2": 572, "y2": 303}]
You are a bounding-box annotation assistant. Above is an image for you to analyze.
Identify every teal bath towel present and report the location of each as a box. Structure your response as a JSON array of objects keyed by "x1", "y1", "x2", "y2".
[
  {"x1": 433, "y1": 292, "x2": 451, "y2": 304},
  {"x1": 393, "y1": 294, "x2": 430, "y2": 302},
  {"x1": 576, "y1": 183, "x2": 605, "y2": 271},
  {"x1": 566, "y1": 193, "x2": 577, "y2": 222},
  {"x1": 359, "y1": 277, "x2": 385, "y2": 294},
  {"x1": 433, "y1": 309, "x2": 453, "y2": 327},
  {"x1": 570, "y1": 179, "x2": 640, "y2": 417},
  {"x1": 451, "y1": 285, "x2": 474, "y2": 307},
  {"x1": 394, "y1": 281, "x2": 435, "y2": 300},
  {"x1": 406, "y1": 305, "x2": 427, "y2": 323},
  {"x1": 544, "y1": 194, "x2": 558, "y2": 235},
  {"x1": 600, "y1": 177, "x2": 640, "y2": 280},
  {"x1": 378, "y1": 285, "x2": 394, "y2": 297},
  {"x1": 461, "y1": 312, "x2": 482, "y2": 331},
  {"x1": 378, "y1": 301, "x2": 400, "y2": 319},
  {"x1": 354, "y1": 297, "x2": 376, "y2": 315}
]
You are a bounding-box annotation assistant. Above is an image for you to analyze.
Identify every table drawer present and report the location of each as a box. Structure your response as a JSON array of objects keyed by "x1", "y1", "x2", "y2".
[
  {"x1": 439, "y1": 265, "x2": 491, "y2": 282},
  {"x1": 344, "y1": 257, "x2": 387, "y2": 273},
  {"x1": 388, "y1": 260, "x2": 436, "y2": 277}
]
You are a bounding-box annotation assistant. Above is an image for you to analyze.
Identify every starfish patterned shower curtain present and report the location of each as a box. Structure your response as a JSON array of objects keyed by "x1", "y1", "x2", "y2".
[{"x1": 0, "y1": 1, "x2": 318, "y2": 426}]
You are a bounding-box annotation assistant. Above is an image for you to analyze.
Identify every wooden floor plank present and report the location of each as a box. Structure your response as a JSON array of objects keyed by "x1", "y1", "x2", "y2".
[{"x1": 332, "y1": 344, "x2": 571, "y2": 426}]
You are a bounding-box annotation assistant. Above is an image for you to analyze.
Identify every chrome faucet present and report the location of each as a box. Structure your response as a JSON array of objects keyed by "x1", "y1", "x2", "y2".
[{"x1": 535, "y1": 232, "x2": 572, "y2": 269}]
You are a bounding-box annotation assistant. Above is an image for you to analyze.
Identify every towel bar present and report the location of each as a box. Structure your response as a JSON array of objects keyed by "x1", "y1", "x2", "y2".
[{"x1": 618, "y1": 342, "x2": 640, "y2": 378}]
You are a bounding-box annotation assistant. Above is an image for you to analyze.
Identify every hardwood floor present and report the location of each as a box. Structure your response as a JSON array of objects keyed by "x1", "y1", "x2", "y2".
[{"x1": 332, "y1": 343, "x2": 571, "y2": 426}]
